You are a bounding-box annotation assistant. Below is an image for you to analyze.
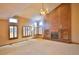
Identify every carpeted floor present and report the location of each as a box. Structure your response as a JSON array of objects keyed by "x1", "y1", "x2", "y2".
[{"x1": 0, "y1": 39, "x2": 79, "y2": 55}]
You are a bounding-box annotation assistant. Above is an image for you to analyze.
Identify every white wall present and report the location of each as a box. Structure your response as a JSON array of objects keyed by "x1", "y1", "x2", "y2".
[{"x1": 71, "y1": 4, "x2": 79, "y2": 43}]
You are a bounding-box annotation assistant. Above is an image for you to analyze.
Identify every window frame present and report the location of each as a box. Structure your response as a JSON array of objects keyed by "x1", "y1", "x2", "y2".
[
  {"x1": 8, "y1": 17, "x2": 18, "y2": 40},
  {"x1": 9, "y1": 25, "x2": 18, "y2": 39},
  {"x1": 22, "y1": 26, "x2": 32, "y2": 37}
]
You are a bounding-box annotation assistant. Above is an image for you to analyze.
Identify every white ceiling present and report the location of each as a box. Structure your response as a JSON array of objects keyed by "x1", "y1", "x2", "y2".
[{"x1": 0, "y1": 3, "x2": 60, "y2": 19}]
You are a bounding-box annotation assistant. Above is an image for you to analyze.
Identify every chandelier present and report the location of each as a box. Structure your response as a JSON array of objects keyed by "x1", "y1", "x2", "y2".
[{"x1": 40, "y1": 3, "x2": 49, "y2": 15}]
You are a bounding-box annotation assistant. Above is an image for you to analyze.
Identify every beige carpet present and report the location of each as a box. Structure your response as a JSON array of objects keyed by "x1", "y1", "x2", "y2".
[{"x1": 0, "y1": 39, "x2": 79, "y2": 55}]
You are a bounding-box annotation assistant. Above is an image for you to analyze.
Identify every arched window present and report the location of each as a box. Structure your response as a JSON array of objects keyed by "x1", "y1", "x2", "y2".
[{"x1": 9, "y1": 18, "x2": 18, "y2": 39}]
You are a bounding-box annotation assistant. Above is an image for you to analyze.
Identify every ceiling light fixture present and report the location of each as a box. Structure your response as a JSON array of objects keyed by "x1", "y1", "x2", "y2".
[{"x1": 40, "y1": 3, "x2": 49, "y2": 15}]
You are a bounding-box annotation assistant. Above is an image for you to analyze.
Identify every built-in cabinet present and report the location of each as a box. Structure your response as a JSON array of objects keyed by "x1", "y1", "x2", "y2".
[
  {"x1": 59, "y1": 4, "x2": 71, "y2": 42},
  {"x1": 47, "y1": 4, "x2": 71, "y2": 43}
]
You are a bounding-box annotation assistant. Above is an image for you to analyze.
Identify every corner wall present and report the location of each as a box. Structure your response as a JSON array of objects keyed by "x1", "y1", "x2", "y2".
[
  {"x1": 71, "y1": 4, "x2": 79, "y2": 43},
  {"x1": 0, "y1": 16, "x2": 29, "y2": 46},
  {"x1": 0, "y1": 19, "x2": 9, "y2": 45}
]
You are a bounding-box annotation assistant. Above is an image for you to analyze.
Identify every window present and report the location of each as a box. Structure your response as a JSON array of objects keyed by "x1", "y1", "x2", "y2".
[
  {"x1": 9, "y1": 25, "x2": 18, "y2": 39},
  {"x1": 22, "y1": 26, "x2": 32, "y2": 37},
  {"x1": 23, "y1": 26, "x2": 28, "y2": 37},
  {"x1": 9, "y1": 18, "x2": 18, "y2": 23},
  {"x1": 34, "y1": 27, "x2": 37, "y2": 35},
  {"x1": 39, "y1": 27, "x2": 43, "y2": 34},
  {"x1": 9, "y1": 17, "x2": 18, "y2": 39}
]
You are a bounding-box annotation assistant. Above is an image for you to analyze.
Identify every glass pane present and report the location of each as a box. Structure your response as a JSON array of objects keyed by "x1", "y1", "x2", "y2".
[
  {"x1": 14, "y1": 26, "x2": 17, "y2": 37},
  {"x1": 31, "y1": 27, "x2": 34, "y2": 36},
  {"x1": 9, "y1": 18, "x2": 18, "y2": 23},
  {"x1": 25, "y1": 27, "x2": 28, "y2": 36},
  {"x1": 34, "y1": 27, "x2": 37, "y2": 35},
  {"x1": 28, "y1": 27, "x2": 30, "y2": 36},
  {"x1": 10, "y1": 26, "x2": 14, "y2": 38},
  {"x1": 34, "y1": 22, "x2": 37, "y2": 27},
  {"x1": 29, "y1": 27, "x2": 32, "y2": 36},
  {"x1": 23, "y1": 27, "x2": 26, "y2": 36},
  {"x1": 39, "y1": 27, "x2": 43, "y2": 34}
]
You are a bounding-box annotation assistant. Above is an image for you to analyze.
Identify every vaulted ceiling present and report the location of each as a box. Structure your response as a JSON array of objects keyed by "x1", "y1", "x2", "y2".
[{"x1": 0, "y1": 3, "x2": 60, "y2": 19}]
